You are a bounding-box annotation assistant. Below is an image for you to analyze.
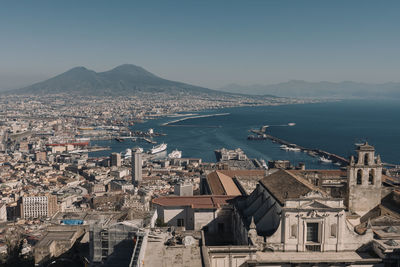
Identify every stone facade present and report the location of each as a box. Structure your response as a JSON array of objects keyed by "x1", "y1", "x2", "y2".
[
  {"x1": 347, "y1": 143, "x2": 382, "y2": 216},
  {"x1": 20, "y1": 194, "x2": 58, "y2": 219},
  {"x1": 205, "y1": 144, "x2": 390, "y2": 267},
  {"x1": 264, "y1": 191, "x2": 373, "y2": 252}
]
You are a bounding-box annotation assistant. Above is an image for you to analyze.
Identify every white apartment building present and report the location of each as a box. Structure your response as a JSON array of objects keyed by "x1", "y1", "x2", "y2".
[{"x1": 20, "y1": 195, "x2": 58, "y2": 219}]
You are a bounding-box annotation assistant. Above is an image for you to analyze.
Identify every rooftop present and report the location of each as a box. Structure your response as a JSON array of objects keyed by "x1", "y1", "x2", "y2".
[
  {"x1": 260, "y1": 169, "x2": 324, "y2": 205},
  {"x1": 206, "y1": 171, "x2": 242, "y2": 196},
  {"x1": 152, "y1": 195, "x2": 236, "y2": 209},
  {"x1": 144, "y1": 231, "x2": 201, "y2": 267}
]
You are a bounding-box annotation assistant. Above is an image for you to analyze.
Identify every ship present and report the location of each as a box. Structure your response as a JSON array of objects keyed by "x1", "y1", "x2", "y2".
[
  {"x1": 280, "y1": 145, "x2": 289, "y2": 150},
  {"x1": 319, "y1": 156, "x2": 332, "y2": 163},
  {"x1": 123, "y1": 148, "x2": 132, "y2": 159},
  {"x1": 150, "y1": 143, "x2": 167, "y2": 154},
  {"x1": 280, "y1": 144, "x2": 301, "y2": 152},
  {"x1": 168, "y1": 149, "x2": 182, "y2": 159}
]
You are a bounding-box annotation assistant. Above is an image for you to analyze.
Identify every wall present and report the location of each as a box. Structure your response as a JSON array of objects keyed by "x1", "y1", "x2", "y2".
[
  {"x1": 207, "y1": 246, "x2": 257, "y2": 267},
  {"x1": 266, "y1": 208, "x2": 373, "y2": 252}
]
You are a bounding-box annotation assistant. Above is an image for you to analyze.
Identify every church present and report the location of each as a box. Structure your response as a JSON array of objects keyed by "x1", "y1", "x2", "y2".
[{"x1": 202, "y1": 143, "x2": 400, "y2": 266}]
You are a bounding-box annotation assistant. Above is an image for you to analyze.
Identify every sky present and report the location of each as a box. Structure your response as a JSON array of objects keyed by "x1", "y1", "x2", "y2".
[{"x1": 0, "y1": 0, "x2": 399, "y2": 90}]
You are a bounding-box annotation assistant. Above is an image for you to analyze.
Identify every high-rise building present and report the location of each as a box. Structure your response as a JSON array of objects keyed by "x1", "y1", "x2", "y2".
[
  {"x1": 131, "y1": 149, "x2": 142, "y2": 185},
  {"x1": 111, "y1": 152, "x2": 121, "y2": 167},
  {"x1": 19, "y1": 194, "x2": 58, "y2": 219}
]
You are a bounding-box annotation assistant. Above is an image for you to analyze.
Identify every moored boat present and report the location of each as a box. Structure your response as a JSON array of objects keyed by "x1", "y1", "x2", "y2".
[
  {"x1": 150, "y1": 143, "x2": 167, "y2": 154},
  {"x1": 168, "y1": 149, "x2": 182, "y2": 159},
  {"x1": 319, "y1": 156, "x2": 332, "y2": 163}
]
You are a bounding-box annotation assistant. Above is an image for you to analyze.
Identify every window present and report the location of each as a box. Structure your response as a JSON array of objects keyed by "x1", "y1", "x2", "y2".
[
  {"x1": 177, "y1": 218, "x2": 184, "y2": 227},
  {"x1": 364, "y1": 154, "x2": 369, "y2": 165},
  {"x1": 369, "y1": 170, "x2": 374, "y2": 185},
  {"x1": 357, "y1": 169, "x2": 362, "y2": 185},
  {"x1": 291, "y1": 224, "x2": 297, "y2": 238},
  {"x1": 330, "y1": 223, "x2": 337, "y2": 238},
  {"x1": 306, "y1": 223, "x2": 319, "y2": 243}
]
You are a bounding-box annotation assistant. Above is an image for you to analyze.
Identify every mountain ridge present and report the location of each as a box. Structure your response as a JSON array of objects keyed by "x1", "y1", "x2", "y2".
[
  {"x1": 219, "y1": 80, "x2": 400, "y2": 98},
  {"x1": 6, "y1": 64, "x2": 223, "y2": 96}
]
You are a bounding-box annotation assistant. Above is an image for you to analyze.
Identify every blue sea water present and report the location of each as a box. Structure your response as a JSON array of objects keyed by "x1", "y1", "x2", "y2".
[{"x1": 90, "y1": 99, "x2": 400, "y2": 169}]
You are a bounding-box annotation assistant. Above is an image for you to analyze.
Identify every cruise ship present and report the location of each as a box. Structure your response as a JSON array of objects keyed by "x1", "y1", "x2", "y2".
[
  {"x1": 168, "y1": 149, "x2": 182, "y2": 159},
  {"x1": 150, "y1": 143, "x2": 167, "y2": 154}
]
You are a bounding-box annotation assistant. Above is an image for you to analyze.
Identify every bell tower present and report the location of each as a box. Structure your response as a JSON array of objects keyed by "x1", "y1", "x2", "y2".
[{"x1": 347, "y1": 142, "x2": 382, "y2": 216}]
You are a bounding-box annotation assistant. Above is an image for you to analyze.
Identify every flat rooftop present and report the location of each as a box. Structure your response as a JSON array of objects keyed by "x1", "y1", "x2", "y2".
[{"x1": 144, "y1": 232, "x2": 201, "y2": 267}]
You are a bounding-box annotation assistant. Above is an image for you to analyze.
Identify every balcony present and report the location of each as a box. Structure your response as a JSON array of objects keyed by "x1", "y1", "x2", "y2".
[{"x1": 305, "y1": 243, "x2": 321, "y2": 252}]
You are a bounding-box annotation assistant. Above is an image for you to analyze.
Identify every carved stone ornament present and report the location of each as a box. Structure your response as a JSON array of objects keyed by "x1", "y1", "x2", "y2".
[
  {"x1": 301, "y1": 190, "x2": 325, "y2": 199},
  {"x1": 306, "y1": 209, "x2": 328, "y2": 218}
]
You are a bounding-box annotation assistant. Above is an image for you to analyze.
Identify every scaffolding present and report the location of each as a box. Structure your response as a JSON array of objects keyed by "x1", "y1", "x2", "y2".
[{"x1": 90, "y1": 220, "x2": 146, "y2": 266}]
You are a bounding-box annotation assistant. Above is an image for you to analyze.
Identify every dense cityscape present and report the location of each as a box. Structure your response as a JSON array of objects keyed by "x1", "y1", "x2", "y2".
[
  {"x1": 0, "y1": 91, "x2": 399, "y2": 267},
  {"x1": 1, "y1": 1, "x2": 400, "y2": 267}
]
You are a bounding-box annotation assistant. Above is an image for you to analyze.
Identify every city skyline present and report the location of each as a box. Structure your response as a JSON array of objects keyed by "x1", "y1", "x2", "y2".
[{"x1": 1, "y1": 0, "x2": 400, "y2": 90}]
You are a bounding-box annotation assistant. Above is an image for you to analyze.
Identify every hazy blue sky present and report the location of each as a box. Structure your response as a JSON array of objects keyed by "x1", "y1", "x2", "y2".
[{"x1": 0, "y1": 0, "x2": 399, "y2": 89}]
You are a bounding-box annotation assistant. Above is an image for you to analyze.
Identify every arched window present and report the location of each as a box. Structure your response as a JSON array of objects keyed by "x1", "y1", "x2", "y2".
[
  {"x1": 364, "y1": 153, "x2": 369, "y2": 165},
  {"x1": 369, "y1": 169, "x2": 374, "y2": 185},
  {"x1": 357, "y1": 169, "x2": 362, "y2": 185}
]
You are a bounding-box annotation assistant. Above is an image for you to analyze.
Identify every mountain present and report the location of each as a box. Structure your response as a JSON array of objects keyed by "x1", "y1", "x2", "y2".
[
  {"x1": 7, "y1": 64, "x2": 222, "y2": 96},
  {"x1": 219, "y1": 80, "x2": 400, "y2": 98}
]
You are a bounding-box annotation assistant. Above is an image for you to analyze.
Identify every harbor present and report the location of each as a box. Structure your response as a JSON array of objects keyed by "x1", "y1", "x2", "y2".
[
  {"x1": 248, "y1": 125, "x2": 349, "y2": 166},
  {"x1": 89, "y1": 103, "x2": 400, "y2": 169}
]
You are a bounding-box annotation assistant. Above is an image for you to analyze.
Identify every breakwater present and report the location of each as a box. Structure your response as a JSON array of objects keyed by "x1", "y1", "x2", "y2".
[{"x1": 161, "y1": 113, "x2": 230, "y2": 126}]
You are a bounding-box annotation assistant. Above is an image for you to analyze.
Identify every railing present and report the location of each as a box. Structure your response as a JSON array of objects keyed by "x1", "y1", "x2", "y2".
[
  {"x1": 305, "y1": 244, "x2": 321, "y2": 252},
  {"x1": 129, "y1": 235, "x2": 144, "y2": 267}
]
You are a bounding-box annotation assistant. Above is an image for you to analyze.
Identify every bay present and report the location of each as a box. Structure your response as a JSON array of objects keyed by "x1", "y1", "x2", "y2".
[{"x1": 90, "y1": 99, "x2": 400, "y2": 169}]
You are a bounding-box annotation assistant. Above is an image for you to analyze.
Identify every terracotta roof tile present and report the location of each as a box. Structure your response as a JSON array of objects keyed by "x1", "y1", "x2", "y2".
[{"x1": 152, "y1": 195, "x2": 235, "y2": 209}]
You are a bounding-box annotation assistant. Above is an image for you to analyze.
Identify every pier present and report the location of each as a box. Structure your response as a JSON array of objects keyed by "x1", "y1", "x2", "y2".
[
  {"x1": 266, "y1": 133, "x2": 348, "y2": 165},
  {"x1": 249, "y1": 126, "x2": 349, "y2": 166}
]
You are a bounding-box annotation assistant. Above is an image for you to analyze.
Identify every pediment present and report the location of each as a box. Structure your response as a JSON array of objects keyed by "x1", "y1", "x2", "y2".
[{"x1": 300, "y1": 200, "x2": 330, "y2": 209}]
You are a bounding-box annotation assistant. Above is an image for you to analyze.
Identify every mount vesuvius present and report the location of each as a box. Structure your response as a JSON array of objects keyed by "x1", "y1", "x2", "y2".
[{"x1": 7, "y1": 64, "x2": 223, "y2": 96}]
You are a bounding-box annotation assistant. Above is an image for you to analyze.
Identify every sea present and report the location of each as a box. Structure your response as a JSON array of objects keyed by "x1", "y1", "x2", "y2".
[{"x1": 90, "y1": 99, "x2": 400, "y2": 169}]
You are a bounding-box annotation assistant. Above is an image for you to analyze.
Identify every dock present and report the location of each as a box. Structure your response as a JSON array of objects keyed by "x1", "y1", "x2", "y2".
[{"x1": 267, "y1": 133, "x2": 348, "y2": 165}]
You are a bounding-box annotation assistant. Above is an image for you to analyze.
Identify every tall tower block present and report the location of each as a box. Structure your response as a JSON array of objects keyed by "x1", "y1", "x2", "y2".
[
  {"x1": 347, "y1": 142, "x2": 382, "y2": 216},
  {"x1": 131, "y1": 149, "x2": 142, "y2": 185}
]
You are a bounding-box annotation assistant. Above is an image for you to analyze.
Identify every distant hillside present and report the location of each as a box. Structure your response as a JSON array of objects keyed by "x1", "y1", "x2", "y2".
[
  {"x1": 7, "y1": 64, "x2": 224, "y2": 96},
  {"x1": 219, "y1": 80, "x2": 400, "y2": 98}
]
